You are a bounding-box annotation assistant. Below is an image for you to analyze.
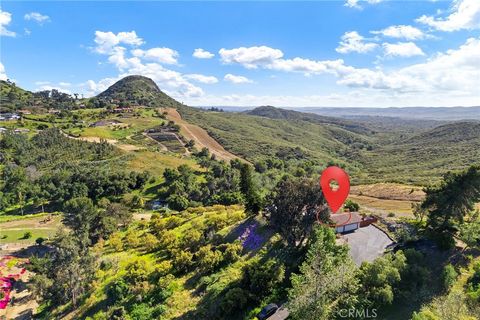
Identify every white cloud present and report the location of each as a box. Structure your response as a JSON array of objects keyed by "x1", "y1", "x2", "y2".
[
  {"x1": 36, "y1": 85, "x2": 71, "y2": 94},
  {"x1": 219, "y1": 46, "x2": 284, "y2": 69},
  {"x1": 91, "y1": 31, "x2": 204, "y2": 99},
  {"x1": 131, "y1": 47, "x2": 178, "y2": 65},
  {"x1": 84, "y1": 77, "x2": 120, "y2": 96},
  {"x1": 0, "y1": 62, "x2": 7, "y2": 80},
  {"x1": 336, "y1": 31, "x2": 378, "y2": 54},
  {"x1": 219, "y1": 45, "x2": 344, "y2": 76},
  {"x1": 107, "y1": 46, "x2": 130, "y2": 69},
  {"x1": 338, "y1": 37, "x2": 480, "y2": 96},
  {"x1": 382, "y1": 42, "x2": 425, "y2": 57},
  {"x1": 224, "y1": 74, "x2": 253, "y2": 84},
  {"x1": 344, "y1": 0, "x2": 361, "y2": 8},
  {"x1": 0, "y1": 9, "x2": 15, "y2": 37},
  {"x1": 94, "y1": 30, "x2": 144, "y2": 54},
  {"x1": 268, "y1": 58, "x2": 345, "y2": 75},
  {"x1": 34, "y1": 81, "x2": 50, "y2": 85},
  {"x1": 24, "y1": 12, "x2": 50, "y2": 24},
  {"x1": 344, "y1": 0, "x2": 383, "y2": 9},
  {"x1": 34, "y1": 81, "x2": 73, "y2": 93},
  {"x1": 372, "y1": 25, "x2": 426, "y2": 40},
  {"x1": 416, "y1": 0, "x2": 480, "y2": 31},
  {"x1": 185, "y1": 74, "x2": 218, "y2": 84},
  {"x1": 219, "y1": 38, "x2": 479, "y2": 106},
  {"x1": 193, "y1": 48, "x2": 214, "y2": 59}
]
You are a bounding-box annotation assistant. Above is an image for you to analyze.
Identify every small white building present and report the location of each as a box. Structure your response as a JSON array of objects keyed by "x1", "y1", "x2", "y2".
[{"x1": 330, "y1": 212, "x2": 362, "y2": 233}]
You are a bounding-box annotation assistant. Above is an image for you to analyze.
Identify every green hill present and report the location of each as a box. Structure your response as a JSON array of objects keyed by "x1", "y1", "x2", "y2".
[
  {"x1": 178, "y1": 105, "x2": 374, "y2": 173},
  {"x1": 95, "y1": 75, "x2": 183, "y2": 108},
  {"x1": 245, "y1": 105, "x2": 374, "y2": 135},
  {"x1": 0, "y1": 80, "x2": 34, "y2": 111},
  {"x1": 356, "y1": 121, "x2": 480, "y2": 184},
  {"x1": 178, "y1": 103, "x2": 480, "y2": 185}
]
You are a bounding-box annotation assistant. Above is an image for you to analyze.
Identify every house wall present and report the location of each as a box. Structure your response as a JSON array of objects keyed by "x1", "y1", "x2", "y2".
[{"x1": 335, "y1": 223, "x2": 360, "y2": 233}]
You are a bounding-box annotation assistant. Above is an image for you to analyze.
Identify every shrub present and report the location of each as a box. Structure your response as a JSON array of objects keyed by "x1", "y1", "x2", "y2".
[
  {"x1": 182, "y1": 229, "x2": 203, "y2": 250},
  {"x1": 220, "y1": 287, "x2": 249, "y2": 312},
  {"x1": 129, "y1": 303, "x2": 155, "y2": 320},
  {"x1": 196, "y1": 245, "x2": 223, "y2": 273},
  {"x1": 143, "y1": 233, "x2": 160, "y2": 252},
  {"x1": 158, "y1": 230, "x2": 178, "y2": 252},
  {"x1": 107, "y1": 278, "x2": 130, "y2": 303},
  {"x1": 167, "y1": 194, "x2": 189, "y2": 211},
  {"x1": 149, "y1": 214, "x2": 167, "y2": 235},
  {"x1": 166, "y1": 216, "x2": 183, "y2": 229},
  {"x1": 125, "y1": 258, "x2": 155, "y2": 283},
  {"x1": 221, "y1": 241, "x2": 243, "y2": 264},
  {"x1": 172, "y1": 249, "x2": 193, "y2": 273},
  {"x1": 22, "y1": 231, "x2": 32, "y2": 239},
  {"x1": 109, "y1": 232, "x2": 123, "y2": 251},
  {"x1": 442, "y1": 264, "x2": 458, "y2": 292},
  {"x1": 344, "y1": 199, "x2": 360, "y2": 212},
  {"x1": 242, "y1": 258, "x2": 285, "y2": 298},
  {"x1": 125, "y1": 229, "x2": 141, "y2": 248},
  {"x1": 388, "y1": 212, "x2": 396, "y2": 217}
]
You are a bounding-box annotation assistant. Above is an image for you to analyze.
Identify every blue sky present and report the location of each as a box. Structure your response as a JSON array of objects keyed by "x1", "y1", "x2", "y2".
[{"x1": 1, "y1": 0, "x2": 479, "y2": 107}]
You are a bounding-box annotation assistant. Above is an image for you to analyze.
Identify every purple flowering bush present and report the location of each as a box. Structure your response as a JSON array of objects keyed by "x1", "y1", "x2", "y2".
[{"x1": 238, "y1": 222, "x2": 263, "y2": 251}]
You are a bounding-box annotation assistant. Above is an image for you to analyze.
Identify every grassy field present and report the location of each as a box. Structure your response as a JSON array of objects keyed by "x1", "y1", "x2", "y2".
[
  {"x1": 0, "y1": 215, "x2": 62, "y2": 244},
  {"x1": 127, "y1": 150, "x2": 199, "y2": 177},
  {"x1": 351, "y1": 183, "x2": 425, "y2": 201},
  {"x1": 350, "y1": 195, "x2": 416, "y2": 216}
]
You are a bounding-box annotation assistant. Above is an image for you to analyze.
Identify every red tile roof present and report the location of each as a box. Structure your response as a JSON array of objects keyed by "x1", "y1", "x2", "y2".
[{"x1": 330, "y1": 212, "x2": 362, "y2": 227}]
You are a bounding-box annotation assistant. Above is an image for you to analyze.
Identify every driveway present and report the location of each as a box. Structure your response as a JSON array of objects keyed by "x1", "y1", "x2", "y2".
[{"x1": 343, "y1": 225, "x2": 394, "y2": 266}]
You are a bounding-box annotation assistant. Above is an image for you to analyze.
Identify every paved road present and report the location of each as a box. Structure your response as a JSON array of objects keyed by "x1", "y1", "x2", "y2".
[{"x1": 343, "y1": 225, "x2": 394, "y2": 266}]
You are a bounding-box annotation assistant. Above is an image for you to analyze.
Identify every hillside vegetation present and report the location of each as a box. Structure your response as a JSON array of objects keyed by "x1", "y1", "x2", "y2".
[
  {"x1": 1, "y1": 75, "x2": 480, "y2": 320},
  {"x1": 95, "y1": 75, "x2": 184, "y2": 108},
  {"x1": 178, "y1": 104, "x2": 480, "y2": 185}
]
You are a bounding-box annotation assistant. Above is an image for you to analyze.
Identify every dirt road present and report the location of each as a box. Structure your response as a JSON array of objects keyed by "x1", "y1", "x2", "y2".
[{"x1": 163, "y1": 108, "x2": 242, "y2": 162}]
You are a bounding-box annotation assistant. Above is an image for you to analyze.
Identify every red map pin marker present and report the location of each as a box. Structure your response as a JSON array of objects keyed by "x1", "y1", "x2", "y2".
[{"x1": 320, "y1": 166, "x2": 350, "y2": 213}]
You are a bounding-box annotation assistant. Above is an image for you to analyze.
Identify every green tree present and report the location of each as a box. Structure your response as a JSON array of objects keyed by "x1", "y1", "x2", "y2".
[
  {"x1": 459, "y1": 211, "x2": 480, "y2": 251},
  {"x1": 266, "y1": 177, "x2": 328, "y2": 248},
  {"x1": 40, "y1": 230, "x2": 96, "y2": 307},
  {"x1": 423, "y1": 166, "x2": 480, "y2": 248},
  {"x1": 358, "y1": 251, "x2": 407, "y2": 307},
  {"x1": 240, "y1": 163, "x2": 262, "y2": 215},
  {"x1": 63, "y1": 197, "x2": 97, "y2": 246},
  {"x1": 288, "y1": 226, "x2": 358, "y2": 320},
  {"x1": 167, "y1": 194, "x2": 189, "y2": 211},
  {"x1": 196, "y1": 245, "x2": 222, "y2": 273},
  {"x1": 243, "y1": 258, "x2": 285, "y2": 298},
  {"x1": 442, "y1": 264, "x2": 458, "y2": 292}
]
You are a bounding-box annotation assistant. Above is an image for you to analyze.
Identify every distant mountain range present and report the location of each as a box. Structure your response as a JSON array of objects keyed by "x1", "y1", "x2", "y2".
[{"x1": 200, "y1": 106, "x2": 480, "y2": 121}]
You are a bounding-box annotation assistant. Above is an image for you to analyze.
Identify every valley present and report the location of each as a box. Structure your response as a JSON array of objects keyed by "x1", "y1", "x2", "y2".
[{"x1": 1, "y1": 76, "x2": 480, "y2": 320}]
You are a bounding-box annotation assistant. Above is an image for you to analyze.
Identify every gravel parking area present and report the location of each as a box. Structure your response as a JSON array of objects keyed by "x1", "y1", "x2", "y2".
[{"x1": 343, "y1": 225, "x2": 394, "y2": 265}]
